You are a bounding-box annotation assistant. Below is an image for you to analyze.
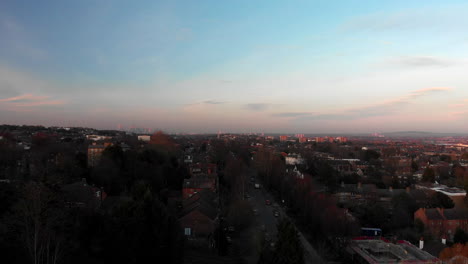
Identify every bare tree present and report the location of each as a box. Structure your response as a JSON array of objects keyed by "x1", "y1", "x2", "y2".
[{"x1": 15, "y1": 182, "x2": 66, "y2": 264}]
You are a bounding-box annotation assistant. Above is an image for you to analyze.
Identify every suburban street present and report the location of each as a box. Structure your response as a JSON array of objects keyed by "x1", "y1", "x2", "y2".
[{"x1": 244, "y1": 172, "x2": 325, "y2": 264}]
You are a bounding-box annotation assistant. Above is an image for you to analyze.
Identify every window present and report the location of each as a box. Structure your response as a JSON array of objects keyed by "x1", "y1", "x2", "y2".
[{"x1": 184, "y1": 228, "x2": 191, "y2": 236}]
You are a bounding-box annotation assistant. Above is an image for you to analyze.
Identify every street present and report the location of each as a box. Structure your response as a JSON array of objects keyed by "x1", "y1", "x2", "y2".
[{"x1": 245, "y1": 175, "x2": 325, "y2": 264}]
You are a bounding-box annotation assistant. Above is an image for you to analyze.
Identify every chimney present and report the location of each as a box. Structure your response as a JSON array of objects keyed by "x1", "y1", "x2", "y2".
[
  {"x1": 441, "y1": 236, "x2": 446, "y2": 245},
  {"x1": 389, "y1": 186, "x2": 393, "y2": 192},
  {"x1": 419, "y1": 237, "x2": 424, "y2": 249}
]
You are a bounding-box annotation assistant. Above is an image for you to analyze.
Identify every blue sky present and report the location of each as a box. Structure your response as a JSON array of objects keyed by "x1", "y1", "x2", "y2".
[{"x1": 1, "y1": 0, "x2": 468, "y2": 133}]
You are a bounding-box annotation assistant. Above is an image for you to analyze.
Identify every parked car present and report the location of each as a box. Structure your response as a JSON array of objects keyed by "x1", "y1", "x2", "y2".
[
  {"x1": 265, "y1": 199, "x2": 271, "y2": 205},
  {"x1": 228, "y1": 226, "x2": 235, "y2": 232},
  {"x1": 273, "y1": 210, "x2": 280, "y2": 217},
  {"x1": 255, "y1": 183, "x2": 261, "y2": 189}
]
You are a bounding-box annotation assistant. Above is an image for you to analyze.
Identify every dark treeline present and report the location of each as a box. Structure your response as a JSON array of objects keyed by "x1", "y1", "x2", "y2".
[{"x1": 0, "y1": 131, "x2": 185, "y2": 264}]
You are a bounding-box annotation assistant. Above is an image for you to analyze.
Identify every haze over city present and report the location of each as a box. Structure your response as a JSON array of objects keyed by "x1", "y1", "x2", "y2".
[{"x1": 1, "y1": 0, "x2": 468, "y2": 133}]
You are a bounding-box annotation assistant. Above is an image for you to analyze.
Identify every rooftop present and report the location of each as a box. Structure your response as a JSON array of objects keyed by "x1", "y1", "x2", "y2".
[{"x1": 348, "y1": 238, "x2": 438, "y2": 264}]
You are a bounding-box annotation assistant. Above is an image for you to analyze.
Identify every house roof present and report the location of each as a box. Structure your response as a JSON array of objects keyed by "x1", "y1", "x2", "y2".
[
  {"x1": 179, "y1": 189, "x2": 218, "y2": 220},
  {"x1": 425, "y1": 209, "x2": 444, "y2": 220},
  {"x1": 443, "y1": 209, "x2": 468, "y2": 220},
  {"x1": 183, "y1": 174, "x2": 216, "y2": 189},
  {"x1": 179, "y1": 202, "x2": 218, "y2": 220},
  {"x1": 182, "y1": 189, "x2": 216, "y2": 208},
  {"x1": 422, "y1": 241, "x2": 447, "y2": 258}
]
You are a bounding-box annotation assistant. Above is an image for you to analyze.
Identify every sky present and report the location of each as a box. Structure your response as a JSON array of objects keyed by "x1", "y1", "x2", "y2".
[{"x1": 1, "y1": 0, "x2": 468, "y2": 133}]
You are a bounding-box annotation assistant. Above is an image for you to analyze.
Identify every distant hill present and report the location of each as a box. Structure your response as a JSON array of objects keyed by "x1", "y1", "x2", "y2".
[{"x1": 383, "y1": 131, "x2": 466, "y2": 138}]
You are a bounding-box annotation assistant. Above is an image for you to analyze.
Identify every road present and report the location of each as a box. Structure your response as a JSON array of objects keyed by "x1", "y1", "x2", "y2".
[{"x1": 245, "y1": 176, "x2": 325, "y2": 264}]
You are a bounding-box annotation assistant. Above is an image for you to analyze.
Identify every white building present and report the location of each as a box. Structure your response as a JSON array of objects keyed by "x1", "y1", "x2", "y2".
[{"x1": 137, "y1": 135, "x2": 151, "y2": 142}]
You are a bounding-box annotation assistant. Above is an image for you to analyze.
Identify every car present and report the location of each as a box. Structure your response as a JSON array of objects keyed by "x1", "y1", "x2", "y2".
[
  {"x1": 273, "y1": 210, "x2": 280, "y2": 217},
  {"x1": 265, "y1": 199, "x2": 271, "y2": 205},
  {"x1": 254, "y1": 183, "x2": 261, "y2": 189},
  {"x1": 226, "y1": 236, "x2": 232, "y2": 244},
  {"x1": 228, "y1": 226, "x2": 235, "y2": 232}
]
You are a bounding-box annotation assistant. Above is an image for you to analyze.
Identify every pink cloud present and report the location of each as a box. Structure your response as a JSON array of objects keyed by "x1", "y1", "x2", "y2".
[
  {"x1": 0, "y1": 93, "x2": 48, "y2": 102},
  {"x1": 0, "y1": 93, "x2": 65, "y2": 107},
  {"x1": 449, "y1": 103, "x2": 466, "y2": 108},
  {"x1": 15, "y1": 100, "x2": 66, "y2": 107}
]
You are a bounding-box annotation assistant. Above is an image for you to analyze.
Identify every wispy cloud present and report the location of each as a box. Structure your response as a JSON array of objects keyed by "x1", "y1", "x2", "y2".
[
  {"x1": 15, "y1": 100, "x2": 65, "y2": 107},
  {"x1": 294, "y1": 87, "x2": 452, "y2": 122},
  {"x1": 387, "y1": 56, "x2": 452, "y2": 68},
  {"x1": 203, "y1": 100, "x2": 225, "y2": 105},
  {"x1": 272, "y1": 112, "x2": 313, "y2": 117},
  {"x1": 185, "y1": 100, "x2": 227, "y2": 106},
  {"x1": 0, "y1": 93, "x2": 65, "y2": 107},
  {"x1": 448, "y1": 110, "x2": 468, "y2": 120},
  {"x1": 0, "y1": 94, "x2": 48, "y2": 102},
  {"x1": 245, "y1": 103, "x2": 271, "y2": 111},
  {"x1": 341, "y1": 6, "x2": 468, "y2": 34},
  {"x1": 410, "y1": 87, "x2": 452, "y2": 97}
]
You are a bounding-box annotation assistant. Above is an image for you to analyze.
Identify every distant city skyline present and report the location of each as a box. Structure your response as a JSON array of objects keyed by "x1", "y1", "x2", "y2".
[{"x1": 1, "y1": 1, "x2": 468, "y2": 133}]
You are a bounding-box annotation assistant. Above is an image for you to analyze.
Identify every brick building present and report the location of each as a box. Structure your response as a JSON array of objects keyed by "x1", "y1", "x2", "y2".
[{"x1": 414, "y1": 208, "x2": 468, "y2": 240}]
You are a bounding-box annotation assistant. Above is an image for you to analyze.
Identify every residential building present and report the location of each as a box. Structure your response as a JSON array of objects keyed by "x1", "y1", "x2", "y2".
[
  {"x1": 178, "y1": 190, "x2": 218, "y2": 246},
  {"x1": 414, "y1": 208, "x2": 468, "y2": 240},
  {"x1": 87, "y1": 142, "x2": 111, "y2": 167}
]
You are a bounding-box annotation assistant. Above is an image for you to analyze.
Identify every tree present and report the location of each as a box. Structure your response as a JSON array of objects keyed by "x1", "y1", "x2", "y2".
[
  {"x1": 149, "y1": 131, "x2": 177, "y2": 152},
  {"x1": 411, "y1": 160, "x2": 419, "y2": 173},
  {"x1": 439, "y1": 243, "x2": 468, "y2": 261},
  {"x1": 226, "y1": 200, "x2": 253, "y2": 231},
  {"x1": 461, "y1": 152, "x2": 468, "y2": 160},
  {"x1": 422, "y1": 167, "x2": 435, "y2": 183},
  {"x1": 363, "y1": 150, "x2": 380, "y2": 162},
  {"x1": 428, "y1": 192, "x2": 455, "y2": 209},
  {"x1": 102, "y1": 187, "x2": 183, "y2": 264},
  {"x1": 354, "y1": 203, "x2": 388, "y2": 228},
  {"x1": 454, "y1": 228, "x2": 468, "y2": 245},
  {"x1": 391, "y1": 192, "x2": 418, "y2": 230},
  {"x1": 14, "y1": 182, "x2": 69, "y2": 264},
  {"x1": 272, "y1": 218, "x2": 304, "y2": 264},
  {"x1": 414, "y1": 218, "x2": 425, "y2": 234}
]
